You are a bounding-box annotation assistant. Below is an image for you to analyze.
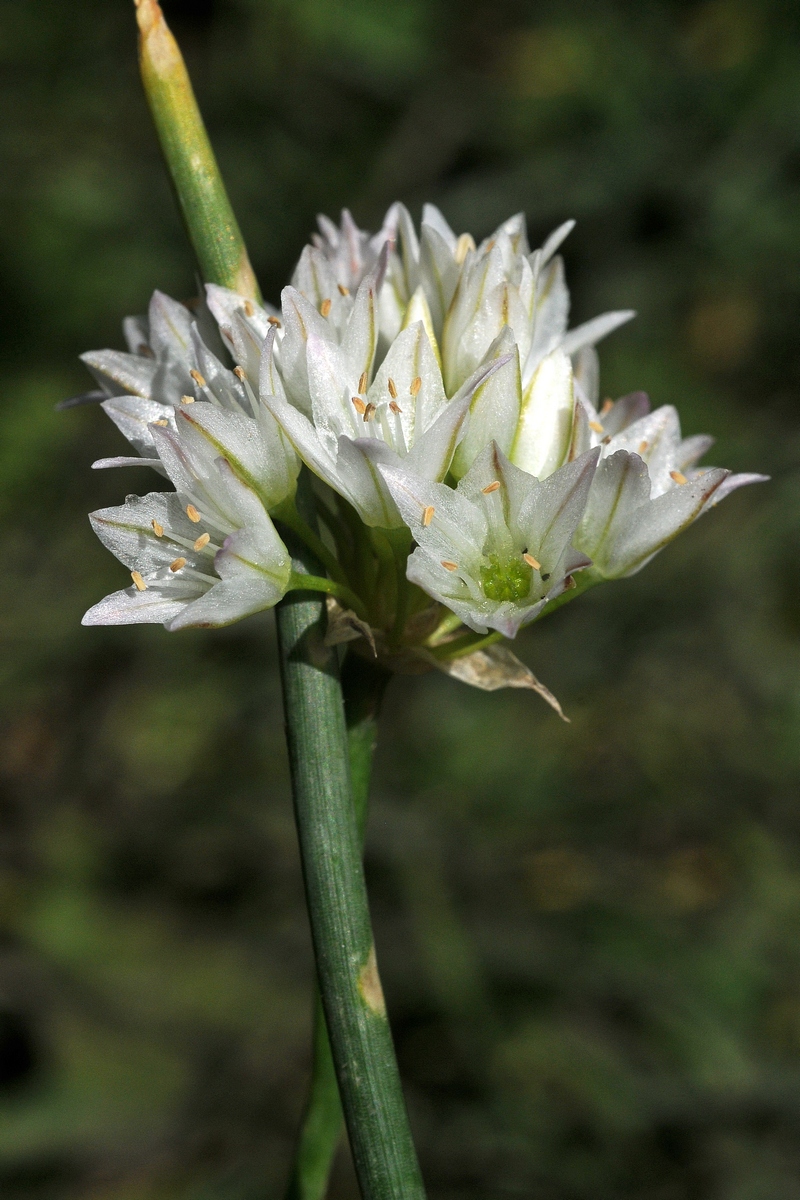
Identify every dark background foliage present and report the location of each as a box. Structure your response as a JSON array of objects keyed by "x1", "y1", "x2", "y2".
[{"x1": 0, "y1": 0, "x2": 798, "y2": 1196}]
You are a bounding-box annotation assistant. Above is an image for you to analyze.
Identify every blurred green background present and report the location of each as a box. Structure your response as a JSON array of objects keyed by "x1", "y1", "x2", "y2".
[{"x1": 0, "y1": 0, "x2": 798, "y2": 1196}]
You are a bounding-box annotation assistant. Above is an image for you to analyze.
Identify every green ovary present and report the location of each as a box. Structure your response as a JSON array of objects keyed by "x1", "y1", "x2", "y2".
[{"x1": 479, "y1": 554, "x2": 532, "y2": 603}]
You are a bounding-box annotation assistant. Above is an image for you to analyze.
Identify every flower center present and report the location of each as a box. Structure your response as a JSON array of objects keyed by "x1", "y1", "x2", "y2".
[{"x1": 479, "y1": 554, "x2": 532, "y2": 603}]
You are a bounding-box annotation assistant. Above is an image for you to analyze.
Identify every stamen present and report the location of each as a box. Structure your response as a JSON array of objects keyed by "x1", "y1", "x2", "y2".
[
  {"x1": 153, "y1": 418, "x2": 168, "y2": 427},
  {"x1": 454, "y1": 232, "x2": 476, "y2": 265},
  {"x1": 589, "y1": 420, "x2": 604, "y2": 434},
  {"x1": 485, "y1": 238, "x2": 496, "y2": 252},
  {"x1": 387, "y1": 377, "x2": 398, "y2": 399},
  {"x1": 320, "y1": 298, "x2": 332, "y2": 318},
  {"x1": 186, "y1": 504, "x2": 201, "y2": 523},
  {"x1": 194, "y1": 532, "x2": 211, "y2": 550},
  {"x1": 338, "y1": 284, "x2": 350, "y2": 296},
  {"x1": 189, "y1": 369, "x2": 207, "y2": 388},
  {"x1": 358, "y1": 371, "x2": 367, "y2": 394},
  {"x1": 131, "y1": 570, "x2": 147, "y2": 591},
  {"x1": 170, "y1": 557, "x2": 187, "y2": 572},
  {"x1": 352, "y1": 396, "x2": 367, "y2": 415},
  {"x1": 410, "y1": 376, "x2": 422, "y2": 396},
  {"x1": 482, "y1": 480, "x2": 501, "y2": 494},
  {"x1": 638, "y1": 440, "x2": 648, "y2": 454},
  {"x1": 670, "y1": 470, "x2": 688, "y2": 485},
  {"x1": 389, "y1": 400, "x2": 403, "y2": 414},
  {"x1": 564, "y1": 574, "x2": 576, "y2": 590},
  {"x1": 137, "y1": 343, "x2": 154, "y2": 358},
  {"x1": 151, "y1": 519, "x2": 164, "y2": 538},
  {"x1": 422, "y1": 505, "x2": 435, "y2": 527},
  {"x1": 362, "y1": 403, "x2": 376, "y2": 422},
  {"x1": 244, "y1": 300, "x2": 255, "y2": 317},
  {"x1": 523, "y1": 553, "x2": 541, "y2": 569},
  {"x1": 180, "y1": 394, "x2": 194, "y2": 404},
  {"x1": 233, "y1": 366, "x2": 246, "y2": 381},
  {"x1": 441, "y1": 560, "x2": 458, "y2": 571},
  {"x1": 601, "y1": 399, "x2": 614, "y2": 414},
  {"x1": 267, "y1": 315, "x2": 281, "y2": 327}
]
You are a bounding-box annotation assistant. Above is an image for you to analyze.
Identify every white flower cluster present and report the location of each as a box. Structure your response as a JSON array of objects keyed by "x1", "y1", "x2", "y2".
[{"x1": 80, "y1": 206, "x2": 765, "y2": 647}]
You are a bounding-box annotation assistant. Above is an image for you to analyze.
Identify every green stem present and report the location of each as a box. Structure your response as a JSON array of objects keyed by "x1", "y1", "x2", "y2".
[
  {"x1": 277, "y1": 479, "x2": 425, "y2": 1200},
  {"x1": 134, "y1": 0, "x2": 261, "y2": 299},
  {"x1": 384, "y1": 526, "x2": 413, "y2": 648},
  {"x1": 274, "y1": 498, "x2": 350, "y2": 588},
  {"x1": 287, "y1": 572, "x2": 368, "y2": 623},
  {"x1": 285, "y1": 655, "x2": 391, "y2": 1200},
  {"x1": 429, "y1": 629, "x2": 504, "y2": 662}
]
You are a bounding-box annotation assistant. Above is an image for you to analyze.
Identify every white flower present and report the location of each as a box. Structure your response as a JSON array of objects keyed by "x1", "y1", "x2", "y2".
[
  {"x1": 82, "y1": 288, "x2": 300, "y2": 508},
  {"x1": 303, "y1": 205, "x2": 633, "y2": 382},
  {"x1": 379, "y1": 443, "x2": 598, "y2": 638},
  {"x1": 83, "y1": 405, "x2": 292, "y2": 630},
  {"x1": 451, "y1": 339, "x2": 579, "y2": 483},
  {"x1": 571, "y1": 401, "x2": 768, "y2": 577},
  {"x1": 264, "y1": 263, "x2": 513, "y2": 527}
]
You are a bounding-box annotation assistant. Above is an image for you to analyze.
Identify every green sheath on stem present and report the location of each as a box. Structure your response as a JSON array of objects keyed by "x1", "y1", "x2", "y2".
[
  {"x1": 134, "y1": 0, "x2": 261, "y2": 300},
  {"x1": 286, "y1": 656, "x2": 390, "y2": 1200}
]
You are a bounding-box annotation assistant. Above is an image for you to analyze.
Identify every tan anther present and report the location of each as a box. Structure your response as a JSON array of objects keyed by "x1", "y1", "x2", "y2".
[
  {"x1": 670, "y1": 470, "x2": 688, "y2": 485},
  {"x1": 387, "y1": 377, "x2": 398, "y2": 399},
  {"x1": 362, "y1": 402, "x2": 376, "y2": 422},
  {"x1": 180, "y1": 394, "x2": 194, "y2": 404},
  {"x1": 151, "y1": 519, "x2": 164, "y2": 538},
  {"x1": 410, "y1": 376, "x2": 422, "y2": 396},
  {"x1": 485, "y1": 238, "x2": 495, "y2": 251},
  {"x1": 169, "y1": 557, "x2": 187, "y2": 572},
  {"x1": 193, "y1": 532, "x2": 211, "y2": 551},
  {"x1": 352, "y1": 396, "x2": 367, "y2": 415},
  {"x1": 422, "y1": 505, "x2": 435, "y2": 527},
  {"x1": 186, "y1": 504, "x2": 201, "y2": 523},
  {"x1": 131, "y1": 570, "x2": 147, "y2": 591},
  {"x1": 358, "y1": 371, "x2": 367, "y2": 394},
  {"x1": 320, "y1": 298, "x2": 332, "y2": 318},
  {"x1": 482, "y1": 480, "x2": 501, "y2": 494},
  {"x1": 153, "y1": 418, "x2": 168, "y2": 426},
  {"x1": 338, "y1": 283, "x2": 350, "y2": 296},
  {"x1": 233, "y1": 365, "x2": 246, "y2": 381},
  {"x1": 389, "y1": 400, "x2": 403, "y2": 415},
  {"x1": 441, "y1": 560, "x2": 458, "y2": 571},
  {"x1": 137, "y1": 343, "x2": 154, "y2": 358},
  {"x1": 189, "y1": 369, "x2": 206, "y2": 387},
  {"x1": 601, "y1": 398, "x2": 614, "y2": 414},
  {"x1": 243, "y1": 300, "x2": 254, "y2": 317},
  {"x1": 589, "y1": 420, "x2": 604, "y2": 434},
  {"x1": 267, "y1": 315, "x2": 281, "y2": 327},
  {"x1": 523, "y1": 553, "x2": 541, "y2": 570},
  {"x1": 454, "y1": 232, "x2": 476, "y2": 265},
  {"x1": 638, "y1": 440, "x2": 648, "y2": 454}
]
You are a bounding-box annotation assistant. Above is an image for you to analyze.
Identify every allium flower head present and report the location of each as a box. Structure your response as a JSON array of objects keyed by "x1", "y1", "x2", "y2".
[{"x1": 77, "y1": 202, "x2": 766, "y2": 699}]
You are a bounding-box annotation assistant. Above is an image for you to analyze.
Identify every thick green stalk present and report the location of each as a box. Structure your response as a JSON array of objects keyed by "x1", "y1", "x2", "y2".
[
  {"x1": 134, "y1": 0, "x2": 261, "y2": 299},
  {"x1": 286, "y1": 656, "x2": 390, "y2": 1200},
  {"x1": 277, "y1": 504, "x2": 425, "y2": 1200}
]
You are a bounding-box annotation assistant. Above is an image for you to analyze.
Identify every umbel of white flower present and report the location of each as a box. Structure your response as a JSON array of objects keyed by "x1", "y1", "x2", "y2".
[{"x1": 79, "y1": 206, "x2": 765, "y2": 684}]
